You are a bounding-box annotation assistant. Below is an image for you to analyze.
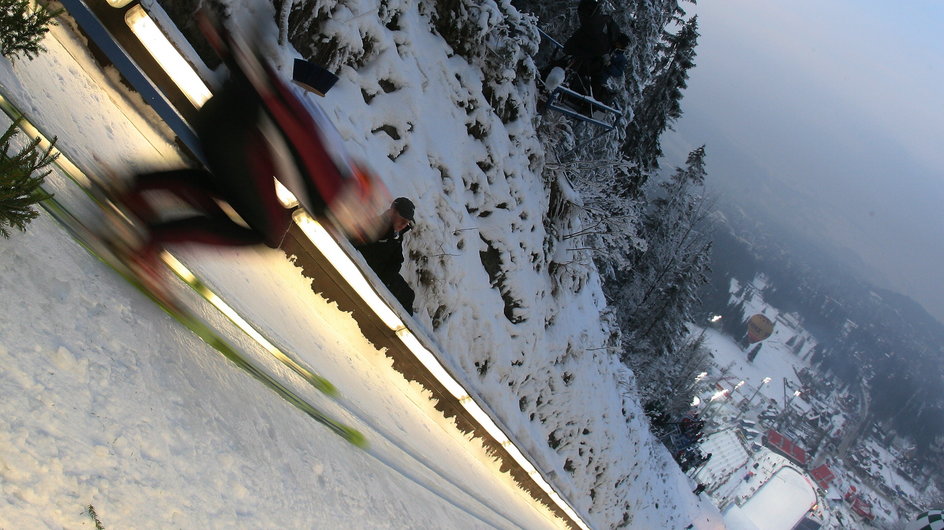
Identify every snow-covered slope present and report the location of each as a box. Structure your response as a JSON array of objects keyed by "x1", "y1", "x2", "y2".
[
  {"x1": 1, "y1": 0, "x2": 724, "y2": 526},
  {"x1": 281, "y1": 1, "x2": 718, "y2": 525}
]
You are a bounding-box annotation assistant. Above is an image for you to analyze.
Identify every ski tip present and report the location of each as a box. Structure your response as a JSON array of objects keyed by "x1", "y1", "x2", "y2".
[
  {"x1": 315, "y1": 377, "x2": 339, "y2": 397},
  {"x1": 343, "y1": 427, "x2": 368, "y2": 448}
]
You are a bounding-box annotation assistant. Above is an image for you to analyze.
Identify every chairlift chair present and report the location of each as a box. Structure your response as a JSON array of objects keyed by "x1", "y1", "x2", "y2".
[{"x1": 536, "y1": 27, "x2": 622, "y2": 131}]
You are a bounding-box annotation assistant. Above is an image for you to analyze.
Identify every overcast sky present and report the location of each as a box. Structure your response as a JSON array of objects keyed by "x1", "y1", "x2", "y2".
[{"x1": 664, "y1": 0, "x2": 944, "y2": 322}]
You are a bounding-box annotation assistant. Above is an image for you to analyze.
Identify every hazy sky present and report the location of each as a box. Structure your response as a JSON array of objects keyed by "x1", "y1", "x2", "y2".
[{"x1": 665, "y1": 0, "x2": 944, "y2": 322}]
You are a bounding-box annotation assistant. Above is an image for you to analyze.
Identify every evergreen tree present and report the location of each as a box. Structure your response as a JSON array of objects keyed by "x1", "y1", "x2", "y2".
[
  {"x1": 607, "y1": 146, "x2": 712, "y2": 402},
  {"x1": 0, "y1": 0, "x2": 61, "y2": 62},
  {"x1": 746, "y1": 342, "x2": 762, "y2": 362},
  {"x1": 720, "y1": 299, "x2": 747, "y2": 337},
  {"x1": 622, "y1": 15, "x2": 698, "y2": 170},
  {"x1": 0, "y1": 122, "x2": 57, "y2": 238},
  {"x1": 550, "y1": 156, "x2": 647, "y2": 282},
  {"x1": 662, "y1": 333, "x2": 711, "y2": 417}
]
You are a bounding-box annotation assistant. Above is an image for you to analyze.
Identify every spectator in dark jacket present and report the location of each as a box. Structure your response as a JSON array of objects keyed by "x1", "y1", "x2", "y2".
[
  {"x1": 355, "y1": 197, "x2": 416, "y2": 315},
  {"x1": 567, "y1": 0, "x2": 616, "y2": 55},
  {"x1": 561, "y1": 0, "x2": 629, "y2": 98}
]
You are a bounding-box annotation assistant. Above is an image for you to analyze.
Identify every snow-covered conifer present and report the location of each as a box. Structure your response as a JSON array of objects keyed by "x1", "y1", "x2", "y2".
[
  {"x1": 0, "y1": 122, "x2": 56, "y2": 238},
  {"x1": 622, "y1": 15, "x2": 698, "y2": 170},
  {"x1": 609, "y1": 146, "x2": 712, "y2": 404},
  {"x1": 0, "y1": 0, "x2": 60, "y2": 62}
]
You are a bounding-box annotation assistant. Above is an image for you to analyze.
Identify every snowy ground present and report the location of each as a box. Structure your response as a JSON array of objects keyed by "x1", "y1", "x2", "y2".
[
  {"x1": 739, "y1": 467, "x2": 816, "y2": 530},
  {"x1": 0, "y1": 0, "x2": 731, "y2": 527},
  {"x1": 699, "y1": 328, "x2": 801, "y2": 409},
  {"x1": 1, "y1": 209, "x2": 562, "y2": 528},
  {"x1": 683, "y1": 277, "x2": 826, "y2": 528}
]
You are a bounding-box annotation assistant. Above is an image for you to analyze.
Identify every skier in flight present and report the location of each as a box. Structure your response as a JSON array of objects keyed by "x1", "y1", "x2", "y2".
[{"x1": 108, "y1": 13, "x2": 387, "y2": 286}]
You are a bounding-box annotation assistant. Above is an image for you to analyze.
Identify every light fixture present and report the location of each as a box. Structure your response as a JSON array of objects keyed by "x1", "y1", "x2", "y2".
[
  {"x1": 274, "y1": 179, "x2": 300, "y2": 208},
  {"x1": 293, "y1": 211, "x2": 405, "y2": 331},
  {"x1": 396, "y1": 329, "x2": 468, "y2": 399},
  {"x1": 459, "y1": 396, "x2": 511, "y2": 445},
  {"x1": 125, "y1": 5, "x2": 212, "y2": 108}
]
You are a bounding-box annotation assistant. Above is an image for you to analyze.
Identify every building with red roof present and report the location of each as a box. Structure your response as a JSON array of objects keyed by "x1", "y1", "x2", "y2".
[
  {"x1": 763, "y1": 429, "x2": 809, "y2": 467},
  {"x1": 843, "y1": 487, "x2": 875, "y2": 521},
  {"x1": 810, "y1": 464, "x2": 836, "y2": 490}
]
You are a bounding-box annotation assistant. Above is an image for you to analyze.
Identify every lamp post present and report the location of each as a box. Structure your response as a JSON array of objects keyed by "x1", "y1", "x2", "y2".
[
  {"x1": 693, "y1": 315, "x2": 723, "y2": 345},
  {"x1": 735, "y1": 377, "x2": 772, "y2": 422},
  {"x1": 722, "y1": 381, "x2": 744, "y2": 424},
  {"x1": 777, "y1": 389, "x2": 802, "y2": 430},
  {"x1": 703, "y1": 388, "x2": 731, "y2": 423},
  {"x1": 685, "y1": 371, "x2": 709, "y2": 415}
]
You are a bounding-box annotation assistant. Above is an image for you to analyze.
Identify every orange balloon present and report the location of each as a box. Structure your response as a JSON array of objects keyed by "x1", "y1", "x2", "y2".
[{"x1": 746, "y1": 314, "x2": 774, "y2": 343}]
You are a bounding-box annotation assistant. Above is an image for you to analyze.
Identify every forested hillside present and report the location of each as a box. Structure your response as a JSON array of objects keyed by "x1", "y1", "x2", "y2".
[{"x1": 515, "y1": 0, "x2": 714, "y2": 417}]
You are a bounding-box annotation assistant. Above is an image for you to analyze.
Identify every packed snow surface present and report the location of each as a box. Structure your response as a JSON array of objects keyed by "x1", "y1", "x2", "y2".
[{"x1": 739, "y1": 468, "x2": 815, "y2": 530}]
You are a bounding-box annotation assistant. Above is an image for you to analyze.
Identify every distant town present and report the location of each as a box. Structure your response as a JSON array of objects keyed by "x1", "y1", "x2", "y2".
[{"x1": 685, "y1": 274, "x2": 933, "y2": 528}]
